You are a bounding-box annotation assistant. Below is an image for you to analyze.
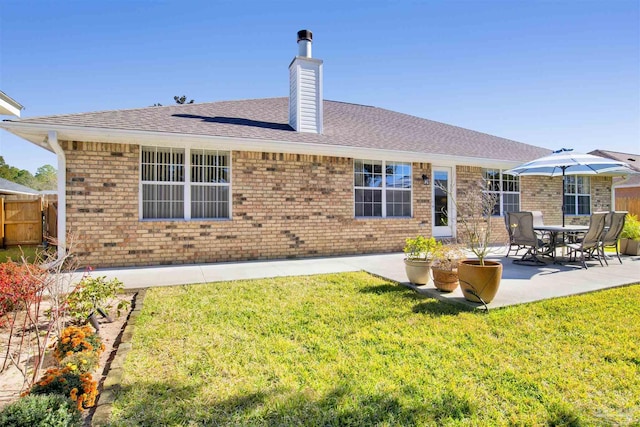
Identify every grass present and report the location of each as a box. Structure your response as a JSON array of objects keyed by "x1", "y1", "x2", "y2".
[
  {"x1": 109, "y1": 272, "x2": 640, "y2": 426},
  {"x1": 0, "y1": 245, "x2": 44, "y2": 263}
]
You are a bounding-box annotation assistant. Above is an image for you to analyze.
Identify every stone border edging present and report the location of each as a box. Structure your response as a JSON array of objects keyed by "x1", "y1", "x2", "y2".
[{"x1": 91, "y1": 289, "x2": 146, "y2": 427}]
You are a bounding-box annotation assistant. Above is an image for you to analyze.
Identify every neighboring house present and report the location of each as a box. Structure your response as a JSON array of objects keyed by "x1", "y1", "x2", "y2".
[
  {"x1": 590, "y1": 150, "x2": 640, "y2": 216},
  {"x1": 0, "y1": 177, "x2": 40, "y2": 197},
  {"x1": 0, "y1": 31, "x2": 617, "y2": 267}
]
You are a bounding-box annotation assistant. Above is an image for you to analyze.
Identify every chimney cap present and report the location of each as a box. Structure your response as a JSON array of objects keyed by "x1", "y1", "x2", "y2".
[{"x1": 297, "y1": 30, "x2": 312, "y2": 42}]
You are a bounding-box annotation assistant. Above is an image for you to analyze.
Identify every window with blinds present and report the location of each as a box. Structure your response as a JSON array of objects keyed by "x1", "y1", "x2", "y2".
[
  {"x1": 141, "y1": 147, "x2": 230, "y2": 220},
  {"x1": 190, "y1": 149, "x2": 230, "y2": 219}
]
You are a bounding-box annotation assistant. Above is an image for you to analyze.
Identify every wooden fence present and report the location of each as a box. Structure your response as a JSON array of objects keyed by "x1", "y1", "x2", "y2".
[
  {"x1": 616, "y1": 197, "x2": 640, "y2": 218},
  {"x1": 0, "y1": 197, "x2": 57, "y2": 247},
  {"x1": 2, "y1": 199, "x2": 43, "y2": 246}
]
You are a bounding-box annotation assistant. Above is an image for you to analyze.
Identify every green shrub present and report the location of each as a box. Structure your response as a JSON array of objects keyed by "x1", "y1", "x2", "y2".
[
  {"x1": 621, "y1": 214, "x2": 640, "y2": 240},
  {"x1": 0, "y1": 394, "x2": 81, "y2": 427},
  {"x1": 66, "y1": 275, "x2": 128, "y2": 321},
  {"x1": 403, "y1": 235, "x2": 442, "y2": 260}
]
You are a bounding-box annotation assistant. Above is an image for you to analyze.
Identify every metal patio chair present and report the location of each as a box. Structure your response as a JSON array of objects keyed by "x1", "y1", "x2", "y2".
[
  {"x1": 507, "y1": 211, "x2": 548, "y2": 265},
  {"x1": 505, "y1": 213, "x2": 524, "y2": 257},
  {"x1": 566, "y1": 212, "x2": 608, "y2": 269},
  {"x1": 600, "y1": 211, "x2": 627, "y2": 265}
]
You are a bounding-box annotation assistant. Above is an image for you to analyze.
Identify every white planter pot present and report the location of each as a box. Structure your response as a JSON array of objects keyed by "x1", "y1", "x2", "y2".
[{"x1": 404, "y1": 259, "x2": 433, "y2": 286}]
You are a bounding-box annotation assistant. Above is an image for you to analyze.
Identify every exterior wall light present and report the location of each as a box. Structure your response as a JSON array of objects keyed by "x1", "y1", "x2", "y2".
[{"x1": 421, "y1": 174, "x2": 430, "y2": 185}]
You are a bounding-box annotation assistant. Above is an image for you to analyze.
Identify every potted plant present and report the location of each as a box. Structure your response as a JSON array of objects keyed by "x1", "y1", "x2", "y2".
[
  {"x1": 620, "y1": 213, "x2": 640, "y2": 255},
  {"x1": 439, "y1": 179, "x2": 505, "y2": 304},
  {"x1": 431, "y1": 244, "x2": 466, "y2": 292},
  {"x1": 403, "y1": 235, "x2": 442, "y2": 285}
]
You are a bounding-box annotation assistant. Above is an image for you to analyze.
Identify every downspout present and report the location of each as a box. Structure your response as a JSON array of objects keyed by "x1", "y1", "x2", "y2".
[{"x1": 47, "y1": 131, "x2": 66, "y2": 259}]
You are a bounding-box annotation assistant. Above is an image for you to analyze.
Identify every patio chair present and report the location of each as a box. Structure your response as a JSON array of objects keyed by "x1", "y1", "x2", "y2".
[
  {"x1": 507, "y1": 211, "x2": 548, "y2": 265},
  {"x1": 600, "y1": 211, "x2": 627, "y2": 265},
  {"x1": 504, "y1": 213, "x2": 525, "y2": 257},
  {"x1": 531, "y1": 211, "x2": 544, "y2": 227},
  {"x1": 530, "y1": 210, "x2": 552, "y2": 244},
  {"x1": 566, "y1": 212, "x2": 608, "y2": 269}
]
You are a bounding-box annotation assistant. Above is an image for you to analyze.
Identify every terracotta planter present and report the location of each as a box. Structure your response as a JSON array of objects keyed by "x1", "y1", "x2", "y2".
[
  {"x1": 457, "y1": 260, "x2": 503, "y2": 303},
  {"x1": 404, "y1": 259, "x2": 432, "y2": 286},
  {"x1": 432, "y1": 267, "x2": 459, "y2": 292}
]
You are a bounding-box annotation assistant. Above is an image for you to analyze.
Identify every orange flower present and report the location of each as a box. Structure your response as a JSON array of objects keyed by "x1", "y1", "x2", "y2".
[{"x1": 76, "y1": 395, "x2": 84, "y2": 411}]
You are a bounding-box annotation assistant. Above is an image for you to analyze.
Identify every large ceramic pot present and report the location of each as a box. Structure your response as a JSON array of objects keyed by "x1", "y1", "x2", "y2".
[
  {"x1": 432, "y1": 268, "x2": 459, "y2": 292},
  {"x1": 457, "y1": 260, "x2": 502, "y2": 303},
  {"x1": 404, "y1": 259, "x2": 432, "y2": 286}
]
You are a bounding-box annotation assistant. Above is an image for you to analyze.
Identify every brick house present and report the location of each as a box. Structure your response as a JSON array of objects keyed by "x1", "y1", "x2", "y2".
[{"x1": 0, "y1": 31, "x2": 615, "y2": 267}]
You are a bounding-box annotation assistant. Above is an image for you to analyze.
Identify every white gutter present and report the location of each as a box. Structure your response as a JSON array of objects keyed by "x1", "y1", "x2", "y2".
[
  {"x1": 0, "y1": 121, "x2": 523, "y2": 169},
  {"x1": 0, "y1": 91, "x2": 23, "y2": 117},
  {"x1": 47, "y1": 131, "x2": 66, "y2": 259}
]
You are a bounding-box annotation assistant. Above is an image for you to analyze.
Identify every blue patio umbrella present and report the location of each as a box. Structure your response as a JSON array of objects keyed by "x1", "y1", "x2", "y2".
[{"x1": 505, "y1": 148, "x2": 634, "y2": 226}]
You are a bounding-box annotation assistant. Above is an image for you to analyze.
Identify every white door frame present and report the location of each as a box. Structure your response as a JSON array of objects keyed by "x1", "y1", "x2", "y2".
[{"x1": 432, "y1": 166, "x2": 455, "y2": 238}]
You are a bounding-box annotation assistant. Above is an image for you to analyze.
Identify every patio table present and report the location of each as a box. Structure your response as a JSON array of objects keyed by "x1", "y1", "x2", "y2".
[{"x1": 534, "y1": 224, "x2": 589, "y2": 263}]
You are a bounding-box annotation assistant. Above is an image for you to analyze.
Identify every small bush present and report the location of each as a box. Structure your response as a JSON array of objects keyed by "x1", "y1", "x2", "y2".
[
  {"x1": 29, "y1": 367, "x2": 98, "y2": 410},
  {"x1": 60, "y1": 351, "x2": 100, "y2": 374},
  {"x1": 54, "y1": 325, "x2": 104, "y2": 362},
  {"x1": 0, "y1": 261, "x2": 44, "y2": 324},
  {"x1": 621, "y1": 214, "x2": 640, "y2": 240},
  {"x1": 66, "y1": 275, "x2": 128, "y2": 321},
  {"x1": 0, "y1": 393, "x2": 81, "y2": 427}
]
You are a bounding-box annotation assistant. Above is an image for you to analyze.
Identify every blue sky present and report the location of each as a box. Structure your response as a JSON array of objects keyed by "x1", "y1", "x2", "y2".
[{"x1": 1, "y1": 0, "x2": 638, "y2": 173}]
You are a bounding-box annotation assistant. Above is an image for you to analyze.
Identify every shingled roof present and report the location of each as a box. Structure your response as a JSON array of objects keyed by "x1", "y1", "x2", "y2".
[
  {"x1": 4, "y1": 97, "x2": 550, "y2": 163},
  {"x1": 589, "y1": 149, "x2": 640, "y2": 172},
  {"x1": 590, "y1": 149, "x2": 640, "y2": 187}
]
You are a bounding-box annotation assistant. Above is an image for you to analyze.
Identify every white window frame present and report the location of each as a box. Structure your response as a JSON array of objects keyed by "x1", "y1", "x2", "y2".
[
  {"x1": 190, "y1": 148, "x2": 231, "y2": 220},
  {"x1": 140, "y1": 146, "x2": 231, "y2": 220},
  {"x1": 483, "y1": 169, "x2": 520, "y2": 216},
  {"x1": 354, "y1": 159, "x2": 412, "y2": 218},
  {"x1": 564, "y1": 176, "x2": 591, "y2": 216}
]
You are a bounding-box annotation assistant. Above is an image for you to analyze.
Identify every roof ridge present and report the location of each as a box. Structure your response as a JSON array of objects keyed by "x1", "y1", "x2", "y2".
[{"x1": 10, "y1": 97, "x2": 290, "y2": 122}]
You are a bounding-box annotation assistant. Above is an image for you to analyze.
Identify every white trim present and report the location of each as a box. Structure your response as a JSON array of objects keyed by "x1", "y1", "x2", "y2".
[
  {"x1": 185, "y1": 150, "x2": 192, "y2": 220},
  {"x1": 0, "y1": 121, "x2": 522, "y2": 170},
  {"x1": 139, "y1": 146, "x2": 231, "y2": 221},
  {"x1": 564, "y1": 176, "x2": 591, "y2": 216},
  {"x1": 0, "y1": 92, "x2": 23, "y2": 117},
  {"x1": 353, "y1": 159, "x2": 412, "y2": 219},
  {"x1": 47, "y1": 131, "x2": 66, "y2": 259},
  {"x1": 432, "y1": 166, "x2": 455, "y2": 237},
  {"x1": 484, "y1": 169, "x2": 521, "y2": 216},
  {"x1": 0, "y1": 188, "x2": 39, "y2": 196}
]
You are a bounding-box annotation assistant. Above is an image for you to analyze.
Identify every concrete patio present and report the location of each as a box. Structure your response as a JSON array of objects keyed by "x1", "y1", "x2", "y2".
[{"x1": 91, "y1": 246, "x2": 640, "y2": 310}]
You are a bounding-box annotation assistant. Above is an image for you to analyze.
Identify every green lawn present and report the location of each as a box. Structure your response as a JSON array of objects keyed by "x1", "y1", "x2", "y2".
[
  {"x1": 0, "y1": 245, "x2": 43, "y2": 263},
  {"x1": 110, "y1": 273, "x2": 640, "y2": 426}
]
